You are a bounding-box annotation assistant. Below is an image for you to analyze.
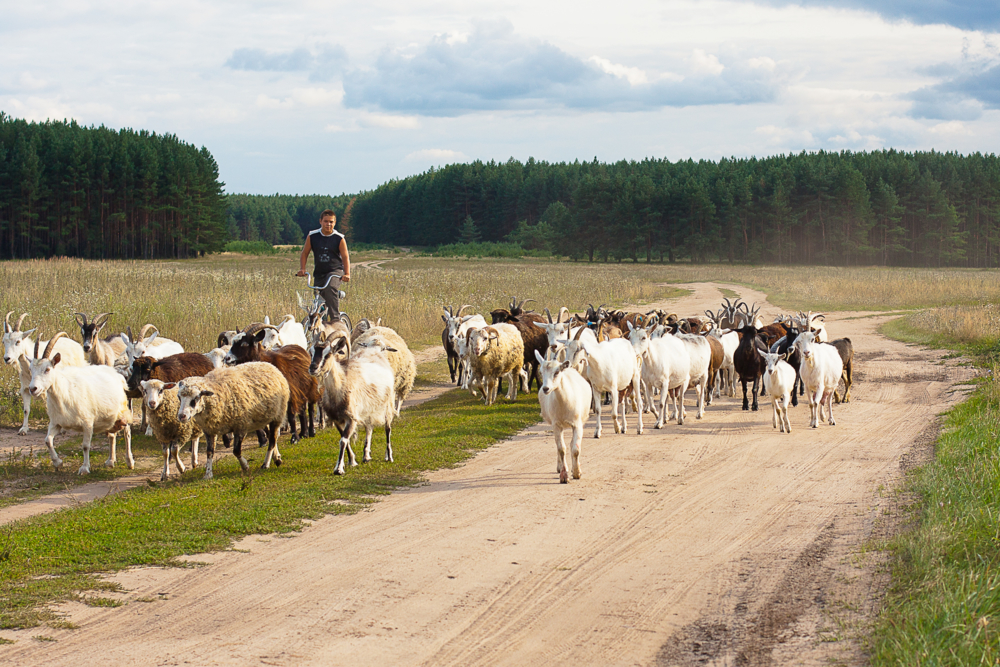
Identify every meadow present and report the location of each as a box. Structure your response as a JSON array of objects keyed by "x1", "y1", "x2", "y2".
[{"x1": 1, "y1": 252, "x2": 999, "y2": 662}]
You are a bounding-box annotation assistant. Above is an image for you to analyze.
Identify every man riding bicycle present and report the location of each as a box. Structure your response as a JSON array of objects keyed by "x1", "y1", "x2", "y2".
[{"x1": 297, "y1": 209, "x2": 351, "y2": 321}]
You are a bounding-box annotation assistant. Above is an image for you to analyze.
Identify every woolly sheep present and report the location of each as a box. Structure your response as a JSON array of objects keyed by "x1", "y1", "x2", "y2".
[
  {"x1": 141, "y1": 379, "x2": 204, "y2": 480},
  {"x1": 467, "y1": 324, "x2": 527, "y2": 406}
]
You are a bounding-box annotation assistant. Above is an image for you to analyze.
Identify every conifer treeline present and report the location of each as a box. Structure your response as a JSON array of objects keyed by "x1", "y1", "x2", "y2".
[
  {"x1": 348, "y1": 151, "x2": 1000, "y2": 267},
  {"x1": 226, "y1": 194, "x2": 353, "y2": 245},
  {"x1": 0, "y1": 112, "x2": 227, "y2": 259}
]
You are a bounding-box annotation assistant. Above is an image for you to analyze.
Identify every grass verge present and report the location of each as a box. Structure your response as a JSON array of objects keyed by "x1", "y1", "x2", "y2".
[
  {"x1": 0, "y1": 388, "x2": 541, "y2": 630},
  {"x1": 872, "y1": 307, "x2": 1000, "y2": 664}
]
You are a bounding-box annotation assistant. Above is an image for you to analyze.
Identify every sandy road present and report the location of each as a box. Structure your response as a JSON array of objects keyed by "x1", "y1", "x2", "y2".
[{"x1": 1, "y1": 283, "x2": 974, "y2": 666}]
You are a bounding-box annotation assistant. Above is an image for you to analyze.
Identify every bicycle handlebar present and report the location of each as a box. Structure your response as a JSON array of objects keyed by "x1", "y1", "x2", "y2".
[{"x1": 305, "y1": 273, "x2": 339, "y2": 291}]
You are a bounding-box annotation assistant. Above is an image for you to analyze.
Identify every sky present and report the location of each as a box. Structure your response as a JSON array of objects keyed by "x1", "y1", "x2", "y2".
[{"x1": 2, "y1": 1, "x2": 999, "y2": 195}]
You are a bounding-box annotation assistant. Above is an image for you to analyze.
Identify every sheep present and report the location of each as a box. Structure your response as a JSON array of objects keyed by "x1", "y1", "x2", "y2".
[
  {"x1": 74, "y1": 312, "x2": 128, "y2": 366},
  {"x1": 534, "y1": 349, "x2": 592, "y2": 483},
  {"x1": 467, "y1": 324, "x2": 527, "y2": 406},
  {"x1": 829, "y1": 337, "x2": 855, "y2": 403},
  {"x1": 140, "y1": 379, "x2": 203, "y2": 480},
  {"x1": 762, "y1": 352, "x2": 796, "y2": 433},
  {"x1": 224, "y1": 328, "x2": 321, "y2": 443},
  {"x1": 563, "y1": 326, "x2": 643, "y2": 437},
  {"x1": 27, "y1": 333, "x2": 133, "y2": 474},
  {"x1": 120, "y1": 324, "x2": 184, "y2": 365},
  {"x1": 205, "y1": 346, "x2": 230, "y2": 368},
  {"x1": 490, "y1": 299, "x2": 548, "y2": 390},
  {"x1": 793, "y1": 332, "x2": 844, "y2": 428},
  {"x1": 354, "y1": 325, "x2": 416, "y2": 414},
  {"x1": 261, "y1": 315, "x2": 309, "y2": 350},
  {"x1": 350, "y1": 317, "x2": 383, "y2": 343},
  {"x1": 733, "y1": 324, "x2": 768, "y2": 411},
  {"x1": 176, "y1": 362, "x2": 290, "y2": 479},
  {"x1": 4, "y1": 313, "x2": 87, "y2": 435},
  {"x1": 308, "y1": 332, "x2": 396, "y2": 476}
]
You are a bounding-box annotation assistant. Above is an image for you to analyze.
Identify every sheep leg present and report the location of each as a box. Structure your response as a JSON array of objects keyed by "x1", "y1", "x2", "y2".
[
  {"x1": 162, "y1": 440, "x2": 174, "y2": 480},
  {"x1": 287, "y1": 407, "x2": 300, "y2": 444},
  {"x1": 142, "y1": 401, "x2": 152, "y2": 437},
  {"x1": 80, "y1": 426, "x2": 95, "y2": 474},
  {"x1": 18, "y1": 388, "x2": 32, "y2": 435},
  {"x1": 592, "y1": 387, "x2": 603, "y2": 438},
  {"x1": 190, "y1": 436, "x2": 200, "y2": 468},
  {"x1": 555, "y1": 427, "x2": 568, "y2": 483},
  {"x1": 203, "y1": 434, "x2": 217, "y2": 479},
  {"x1": 384, "y1": 423, "x2": 393, "y2": 462},
  {"x1": 255, "y1": 429, "x2": 267, "y2": 447},
  {"x1": 307, "y1": 403, "x2": 316, "y2": 437},
  {"x1": 233, "y1": 433, "x2": 250, "y2": 472},
  {"x1": 44, "y1": 422, "x2": 63, "y2": 470},
  {"x1": 570, "y1": 420, "x2": 583, "y2": 480},
  {"x1": 173, "y1": 440, "x2": 187, "y2": 474},
  {"x1": 298, "y1": 407, "x2": 308, "y2": 439},
  {"x1": 261, "y1": 422, "x2": 282, "y2": 469}
]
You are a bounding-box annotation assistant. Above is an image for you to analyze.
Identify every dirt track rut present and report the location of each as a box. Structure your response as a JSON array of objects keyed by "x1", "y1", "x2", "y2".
[{"x1": 1, "y1": 282, "x2": 974, "y2": 666}]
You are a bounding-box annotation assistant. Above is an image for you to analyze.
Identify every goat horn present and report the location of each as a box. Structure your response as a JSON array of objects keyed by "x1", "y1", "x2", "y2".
[
  {"x1": 74, "y1": 312, "x2": 89, "y2": 327},
  {"x1": 722, "y1": 297, "x2": 732, "y2": 309},
  {"x1": 43, "y1": 332, "x2": 67, "y2": 360},
  {"x1": 519, "y1": 298, "x2": 535, "y2": 311},
  {"x1": 139, "y1": 324, "x2": 158, "y2": 341},
  {"x1": 3, "y1": 311, "x2": 11, "y2": 333},
  {"x1": 126, "y1": 326, "x2": 134, "y2": 342},
  {"x1": 34, "y1": 334, "x2": 41, "y2": 358},
  {"x1": 558, "y1": 307, "x2": 570, "y2": 323},
  {"x1": 457, "y1": 305, "x2": 473, "y2": 317},
  {"x1": 15, "y1": 313, "x2": 28, "y2": 332},
  {"x1": 573, "y1": 325, "x2": 586, "y2": 341},
  {"x1": 544, "y1": 307, "x2": 553, "y2": 324}
]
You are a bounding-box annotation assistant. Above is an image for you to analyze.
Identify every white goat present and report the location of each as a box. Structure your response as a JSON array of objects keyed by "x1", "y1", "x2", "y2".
[
  {"x1": 535, "y1": 349, "x2": 592, "y2": 483},
  {"x1": 627, "y1": 323, "x2": 690, "y2": 428},
  {"x1": 3, "y1": 313, "x2": 87, "y2": 435},
  {"x1": 309, "y1": 333, "x2": 396, "y2": 476},
  {"x1": 562, "y1": 327, "x2": 643, "y2": 437},
  {"x1": 762, "y1": 352, "x2": 796, "y2": 433},
  {"x1": 669, "y1": 331, "x2": 712, "y2": 423},
  {"x1": 28, "y1": 333, "x2": 133, "y2": 474},
  {"x1": 120, "y1": 325, "x2": 185, "y2": 365},
  {"x1": 447, "y1": 309, "x2": 487, "y2": 386},
  {"x1": 793, "y1": 332, "x2": 843, "y2": 428},
  {"x1": 261, "y1": 315, "x2": 308, "y2": 350},
  {"x1": 709, "y1": 328, "x2": 739, "y2": 398}
]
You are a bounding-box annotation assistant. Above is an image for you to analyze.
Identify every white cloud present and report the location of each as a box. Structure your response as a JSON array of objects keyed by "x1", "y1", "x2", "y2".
[
  {"x1": 359, "y1": 113, "x2": 420, "y2": 129},
  {"x1": 291, "y1": 87, "x2": 343, "y2": 107},
  {"x1": 255, "y1": 94, "x2": 293, "y2": 109},
  {"x1": 588, "y1": 56, "x2": 649, "y2": 85},
  {"x1": 688, "y1": 49, "x2": 725, "y2": 76},
  {"x1": 929, "y1": 120, "x2": 972, "y2": 136}
]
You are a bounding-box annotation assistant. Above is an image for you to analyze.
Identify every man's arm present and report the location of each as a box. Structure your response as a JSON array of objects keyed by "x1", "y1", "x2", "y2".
[
  {"x1": 296, "y1": 235, "x2": 312, "y2": 277},
  {"x1": 340, "y1": 238, "x2": 351, "y2": 282}
]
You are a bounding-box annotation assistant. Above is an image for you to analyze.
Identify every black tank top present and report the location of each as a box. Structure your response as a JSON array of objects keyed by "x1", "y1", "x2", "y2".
[{"x1": 309, "y1": 229, "x2": 344, "y2": 275}]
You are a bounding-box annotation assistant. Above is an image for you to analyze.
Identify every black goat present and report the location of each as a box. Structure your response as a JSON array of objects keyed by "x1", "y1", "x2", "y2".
[{"x1": 734, "y1": 324, "x2": 768, "y2": 411}]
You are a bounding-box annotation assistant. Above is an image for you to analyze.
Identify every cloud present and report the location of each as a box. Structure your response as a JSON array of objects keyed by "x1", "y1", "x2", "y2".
[
  {"x1": 225, "y1": 44, "x2": 348, "y2": 81},
  {"x1": 908, "y1": 61, "x2": 1000, "y2": 120},
  {"x1": 752, "y1": 1, "x2": 1000, "y2": 31},
  {"x1": 359, "y1": 113, "x2": 420, "y2": 129},
  {"x1": 342, "y1": 19, "x2": 781, "y2": 115}
]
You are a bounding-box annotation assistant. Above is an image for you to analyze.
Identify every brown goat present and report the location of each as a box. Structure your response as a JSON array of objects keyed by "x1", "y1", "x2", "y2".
[{"x1": 226, "y1": 330, "x2": 321, "y2": 443}]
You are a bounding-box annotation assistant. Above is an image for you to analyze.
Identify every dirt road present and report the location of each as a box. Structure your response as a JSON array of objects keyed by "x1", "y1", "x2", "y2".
[{"x1": 1, "y1": 283, "x2": 973, "y2": 665}]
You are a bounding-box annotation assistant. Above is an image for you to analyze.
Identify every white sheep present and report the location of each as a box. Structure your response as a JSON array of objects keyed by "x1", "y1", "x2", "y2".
[
  {"x1": 140, "y1": 379, "x2": 203, "y2": 480},
  {"x1": 27, "y1": 333, "x2": 133, "y2": 474},
  {"x1": 467, "y1": 324, "x2": 527, "y2": 406},
  {"x1": 309, "y1": 333, "x2": 396, "y2": 476},
  {"x1": 3, "y1": 313, "x2": 87, "y2": 435},
  {"x1": 793, "y1": 332, "x2": 844, "y2": 428},
  {"x1": 762, "y1": 352, "x2": 796, "y2": 433},
  {"x1": 204, "y1": 346, "x2": 230, "y2": 368},
  {"x1": 176, "y1": 361, "x2": 290, "y2": 479},
  {"x1": 535, "y1": 349, "x2": 592, "y2": 483},
  {"x1": 354, "y1": 325, "x2": 416, "y2": 414},
  {"x1": 563, "y1": 326, "x2": 643, "y2": 437}
]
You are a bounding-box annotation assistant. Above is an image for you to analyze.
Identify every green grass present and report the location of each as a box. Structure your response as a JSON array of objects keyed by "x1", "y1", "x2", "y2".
[
  {"x1": 222, "y1": 240, "x2": 280, "y2": 255},
  {"x1": 870, "y1": 370, "x2": 1000, "y2": 665},
  {"x1": 0, "y1": 388, "x2": 541, "y2": 629}
]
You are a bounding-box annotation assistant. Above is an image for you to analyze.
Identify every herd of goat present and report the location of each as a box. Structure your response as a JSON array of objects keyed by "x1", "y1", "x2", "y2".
[
  {"x1": 443, "y1": 297, "x2": 854, "y2": 483},
  {"x1": 1, "y1": 291, "x2": 854, "y2": 486}
]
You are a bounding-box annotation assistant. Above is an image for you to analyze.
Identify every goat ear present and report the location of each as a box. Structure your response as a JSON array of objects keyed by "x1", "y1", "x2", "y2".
[
  {"x1": 51, "y1": 353, "x2": 62, "y2": 367},
  {"x1": 146, "y1": 332, "x2": 158, "y2": 344},
  {"x1": 442, "y1": 315, "x2": 448, "y2": 323},
  {"x1": 627, "y1": 321, "x2": 634, "y2": 332},
  {"x1": 253, "y1": 329, "x2": 268, "y2": 343},
  {"x1": 534, "y1": 349, "x2": 545, "y2": 365},
  {"x1": 559, "y1": 360, "x2": 570, "y2": 372},
  {"x1": 22, "y1": 328, "x2": 36, "y2": 337},
  {"x1": 120, "y1": 333, "x2": 130, "y2": 345}
]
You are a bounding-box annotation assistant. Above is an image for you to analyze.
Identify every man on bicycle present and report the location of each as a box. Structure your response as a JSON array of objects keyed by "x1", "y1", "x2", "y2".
[{"x1": 296, "y1": 209, "x2": 351, "y2": 321}]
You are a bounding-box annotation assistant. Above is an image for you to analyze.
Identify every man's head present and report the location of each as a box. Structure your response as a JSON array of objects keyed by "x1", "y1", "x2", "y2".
[{"x1": 320, "y1": 209, "x2": 336, "y2": 233}]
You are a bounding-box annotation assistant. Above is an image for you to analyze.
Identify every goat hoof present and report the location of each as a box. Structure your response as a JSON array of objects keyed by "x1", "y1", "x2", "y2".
[
  {"x1": 104, "y1": 458, "x2": 115, "y2": 468},
  {"x1": 559, "y1": 470, "x2": 569, "y2": 483},
  {"x1": 17, "y1": 428, "x2": 28, "y2": 436},
  {"x1": 290, "y1": 435, "x2": 300, "y2": 444},
  {"x1": 78, "y1": 466, "x2": 90, "y2": 475},
  {"x1": 334, "y1": 468, "x2": 345, "y2": 476},
  {"x1": 274, "y1": 457, "x2": 282, "y2": 466}
]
